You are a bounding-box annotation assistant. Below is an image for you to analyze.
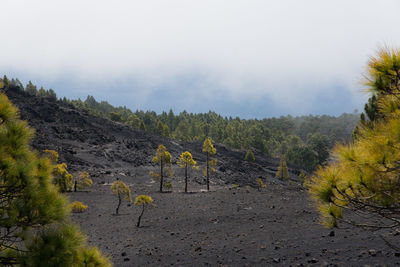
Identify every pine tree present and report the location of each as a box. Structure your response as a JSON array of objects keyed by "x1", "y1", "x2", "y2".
[
  {"x1": 0, "y1": 92, "x2": 110, "y2": 266},
  {"x1": 73, "y1": 171, "x2": 93, "y2": 192},
  {"x1": 134, "y1": 195, "x2": 153, "y2": 227},
  {"x1": 256, "y1": 177, "x2": 266, "y2": 191},
  {"x1": 177, "y1": 151, "x2": 198, "y2": 193},
  {"x1": 163, "y1": 124, "x2": 170, "y2": 138},
  {"x1": 43, "y1": 149, "x2": 73, "y2": 192},
  {"x1": 310, "y1": 47, "x2": 400, "y2": 237},
  {"x1": 25, "y1": 80, "x2": 37, "y2": 95},
  {"x1": 111, "y1": 179, "x2": 131, "y2": 215},
  {"x1": 202, "y1": 138, "x2": 217, "y2": 191},
  {"x1": 276, "y1": 156, "x2": 289, "y2": 179},
  {"x1": 245, "y1": 149, "x2": 255, "y2": 162},
  {"x1": 150, "y1": 145, "x2": 173, "y2": 192},
  {"x1": 156, "y1": 121, "x2": 164, "y2": 135}
]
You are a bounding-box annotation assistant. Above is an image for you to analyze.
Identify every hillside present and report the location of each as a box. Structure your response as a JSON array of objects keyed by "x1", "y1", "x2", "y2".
[
  {"x1": 4, "y1": 84, "x2": 295, "y2": 187},
  {"x1": 3, "y1": 84, "x2": 399, "y2": 266}
]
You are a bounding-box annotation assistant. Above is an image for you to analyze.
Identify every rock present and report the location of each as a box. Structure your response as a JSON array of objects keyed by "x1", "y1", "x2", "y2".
[
  {"x1": 305, "y1": 252, "x2": 311, "y2": 257},
  {"x1": 368, "y1": 249, "x2": 377, "y2": 256},
  {"x1": 308, "y1": 258, "x2": 318, "y2": 263},
  {"x1": 329, "y1": 230, "x2": 335, "y2": 237},
  {"x1": 123, "y1": 258, "x2": 130, "y2": 261},
  {"x1": 273, "y1": 258, "x2": 280, "y2": 263},
  {"x1": 121, "y1": 252, "x2": 127, "y2": 256}
]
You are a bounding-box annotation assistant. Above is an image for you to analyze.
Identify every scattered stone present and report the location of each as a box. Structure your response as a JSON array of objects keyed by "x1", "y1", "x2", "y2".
[
  {"x1": 123, "y1": 258, "x2": 130, "y2": 261},
  {"x1": 368, "y1": 249, "x2": 377, "y2": 256},
  {"x1": 308, "y1": 258, "x2": 318, "y2": 263},
  {"x1": 329, "y1": 230, "x2": 335, "y2": 237},
  {"x1": 273, "y1": 258, "x2": 280, "y2": 263},
  {"x1": 121, "y1": 252, "x2": 127, "y2": 256}
]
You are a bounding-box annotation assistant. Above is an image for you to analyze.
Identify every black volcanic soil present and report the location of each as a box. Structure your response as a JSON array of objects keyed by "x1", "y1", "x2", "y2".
[
  {"x1": 70, "y1": 182, "x2": 400, "y2": 266},
  {"x1": 4, "y1": 86, "x2": 400, "y2": 266}
]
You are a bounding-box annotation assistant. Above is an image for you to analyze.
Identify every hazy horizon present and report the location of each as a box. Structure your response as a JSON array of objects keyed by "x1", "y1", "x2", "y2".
[{"x1": 2, "y1": 1, "x2": 399, "y2": 118}]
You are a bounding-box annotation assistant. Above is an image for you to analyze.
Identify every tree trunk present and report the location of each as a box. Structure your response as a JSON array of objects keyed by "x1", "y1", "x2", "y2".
[
  {"x1": 160, "y1": 161, "x2": 164, "y2": 193},
  {"x1": 137, "y1": 205, "x2": 145, "y2": 227},
  {"x1": 206, "y1": 153, "x2": 210, "y2": 191},
  {"x1": 116, "y1": 193, "x2": 121, "y2": 215},
  {"x1": 74, "y1": 180, "x2": 77, "y2": 192},
  {"x1": 185, "y1": 163, "x2": 188, "y2": 193}
]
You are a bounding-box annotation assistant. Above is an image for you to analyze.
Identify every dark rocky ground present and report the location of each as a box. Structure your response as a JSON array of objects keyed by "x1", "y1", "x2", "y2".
[{"x1": 4, "y1": 86, "x2": 400, "y2": 266}]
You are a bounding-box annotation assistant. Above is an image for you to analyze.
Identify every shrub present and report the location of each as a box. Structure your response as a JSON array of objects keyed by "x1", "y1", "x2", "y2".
[{"x1": 71, "y1": 201, "x2": 88, "y2": 213}]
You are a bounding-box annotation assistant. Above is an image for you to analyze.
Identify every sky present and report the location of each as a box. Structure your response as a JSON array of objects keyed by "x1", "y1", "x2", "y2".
[{"x1": 1, "y1": 0, "x2": 400, "y2": 118}]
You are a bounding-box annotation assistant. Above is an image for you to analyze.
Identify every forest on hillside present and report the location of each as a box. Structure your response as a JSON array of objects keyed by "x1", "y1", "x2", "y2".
[{"x1": 0, "y1": 76, "x2": 359, "y2": 172}]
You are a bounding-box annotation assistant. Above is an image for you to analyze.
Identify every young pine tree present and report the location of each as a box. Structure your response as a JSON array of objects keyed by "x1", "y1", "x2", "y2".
[
  {"x1": 73, "y1": 171, "x2": 93, "y2": 192},
  {"x1": 0, "y1": 92, "x2": 110, "y2": 266},
  {"x1": 111, "y1": 179, "x2": 132, "y2": 214},
  {"x1": 256, "y1": 177, "x2": 266, "y2": 191},
  {"x1": 134, "y1": 195, "x2": 154, "y2": 227},
  {"x1": 150, "y1": 144, "x2": 174, "y2": 192},
  {"x1": 177, "y1": 151, "x2": 198, "y2": 193},
  {"x1": 202, "y1": 138, "x2": 217, "y2": 191},
  {"x1": 276, "y1": 156, "x2": 289, "y2": 180},
  {"x1": 43, "y1": 149, "x2": 73, "y2": 192},
  {"x1": 245, "y1": 149, "x2": 255, "y2": 162}
]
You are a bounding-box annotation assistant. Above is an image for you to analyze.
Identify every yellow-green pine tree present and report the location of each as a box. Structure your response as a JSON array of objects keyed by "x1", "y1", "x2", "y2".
[
  {"x1": 310, "y1": 47, "x2": 400, "y2": 231},
  {"x1": 43, "y1": 149, "x2": 73, "y2": 192},
  {"x1": 111, "y1": 179, "x2": 131, "y2": 214},
  {"x1": 202, "y1": 138, "x2": 217, "y2": 191},
  {"x1": 73, "y1": 171, "x2": 93, "y2": 192},
  {"x1": 245, "y1": 148, "x2": 255, "y2": 162},
  {"x1": 150, "y1": 144, "x2": 173, "y2": 192},
  {"x1": 134, "y1": 195, "x2": 153, "y2": 227},
  {"x1": 276, "y1": 156, "x2": 289, "y2": 179},
  {"x1": 256, "y1": 177, "x2": 266, "y2": 191},
  {"x1": 177, "y1": 151, "x2": 198, "y2": 193}
]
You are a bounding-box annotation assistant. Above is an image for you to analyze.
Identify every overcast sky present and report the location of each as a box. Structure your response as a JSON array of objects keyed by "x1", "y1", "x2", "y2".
[{"x1": 1, "y1": 0, "x2": 400, "y2": 118}]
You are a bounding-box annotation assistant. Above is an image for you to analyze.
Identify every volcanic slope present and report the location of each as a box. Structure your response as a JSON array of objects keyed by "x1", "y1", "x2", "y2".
[
  {"x1": 4, "y1": 85, "x2": 289, "y2": 187},
  {"x1": 4, "y1": 85, "x2": 400, "y2": 266}
]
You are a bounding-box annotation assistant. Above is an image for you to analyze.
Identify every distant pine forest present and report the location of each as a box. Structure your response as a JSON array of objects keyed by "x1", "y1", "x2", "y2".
[{"x1": 2, "y1": 76, "x2": 360, "y2": 172}]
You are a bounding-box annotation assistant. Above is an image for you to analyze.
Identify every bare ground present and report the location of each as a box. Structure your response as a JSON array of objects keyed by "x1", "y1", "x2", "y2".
[{"x1": 70, "y1": 180, "x2": 400, "y2": 266}]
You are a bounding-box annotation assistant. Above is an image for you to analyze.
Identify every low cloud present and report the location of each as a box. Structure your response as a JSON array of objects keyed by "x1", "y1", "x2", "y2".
[{"x1": 1, "y1": 0, "x2": 399, "y2": 117}]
